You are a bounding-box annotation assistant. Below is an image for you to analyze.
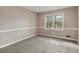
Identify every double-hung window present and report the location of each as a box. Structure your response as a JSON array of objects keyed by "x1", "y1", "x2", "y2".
[{"x1": 44, "y1": 13, "x2": 64, "y2": 30}]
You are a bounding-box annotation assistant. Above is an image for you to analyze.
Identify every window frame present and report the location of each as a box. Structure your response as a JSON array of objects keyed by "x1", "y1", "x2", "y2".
[{"x1": 44, "y1": 13, "x2": 64, "y2": 30}]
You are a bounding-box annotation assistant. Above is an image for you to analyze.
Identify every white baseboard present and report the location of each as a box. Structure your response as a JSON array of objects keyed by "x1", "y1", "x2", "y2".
[
  {"x1": 0, "y1": 34, "x2": 77, "y2": 49},
  {"x1": 0, "y1": 35, "x2": 36, "y2": 49},
  {"x1": 37, "y1": 34, "x2": 77, "y2": 42}
]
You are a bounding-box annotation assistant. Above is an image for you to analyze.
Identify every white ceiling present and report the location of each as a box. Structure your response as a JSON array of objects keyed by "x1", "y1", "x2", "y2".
[{"x1": 22, "y1": 6, "x2": 72, "y2": 13}]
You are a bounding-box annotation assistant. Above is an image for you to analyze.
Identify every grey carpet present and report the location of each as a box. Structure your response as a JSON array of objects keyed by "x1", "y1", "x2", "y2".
[{"x1": 0, "y1": 35, "x2": 79, "y2": 53}]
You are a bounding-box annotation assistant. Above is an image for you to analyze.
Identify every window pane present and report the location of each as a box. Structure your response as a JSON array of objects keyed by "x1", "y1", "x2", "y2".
[
  {"x1": 46, "y1": 16, "x2": 50, "y2": 28},
  {"x1": 56, "y1": 15, "x2": 64, "y2": 29},
  {"x1": 54, "y1": 16, "x2": 57, "y2": 28},
  {"x1": 50, "y1": 16, "x2": 55, "y2": 28},
  {"x1": 45, "y1": 14, "x2": 64, "y2": 30}
]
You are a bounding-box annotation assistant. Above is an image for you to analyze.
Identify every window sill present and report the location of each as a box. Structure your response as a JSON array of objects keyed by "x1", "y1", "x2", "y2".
[{"x1": 45, "y1": 28, "x2": 64, "y2": 31}]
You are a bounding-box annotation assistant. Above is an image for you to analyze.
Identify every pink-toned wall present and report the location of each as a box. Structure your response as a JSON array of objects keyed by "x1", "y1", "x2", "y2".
[
  {"x1": 78, "y1": 7, "x2": 79, "y2": 44},
  {"x1": 0, "y1": 6, "x2": 37, "y2": 46},
  {"x1": 37, "y1": 7, "x2": 78, "y2": 40},
  {"x1": 0, "y1": 6, "x2": 78, "y2": 47}
]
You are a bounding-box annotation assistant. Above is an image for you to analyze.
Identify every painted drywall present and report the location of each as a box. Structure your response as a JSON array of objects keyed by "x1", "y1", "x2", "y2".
[
  {"x1": 78, "y1": 7, "x2": 79, "y2": 44},
  {"x1": 0, "y1": 6, "x2": 78, "y2": 47},
  {"x1": 37, "y1": 7, "x2": 78, "y2": 40},
  {"x1": 0, "y1": 6, "x2": 37, "y2": 46}
]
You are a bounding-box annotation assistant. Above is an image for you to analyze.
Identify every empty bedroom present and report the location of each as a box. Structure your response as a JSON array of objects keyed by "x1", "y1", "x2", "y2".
[{"x1": 0, "y1": 6, "x2": 79, "y2": 53}]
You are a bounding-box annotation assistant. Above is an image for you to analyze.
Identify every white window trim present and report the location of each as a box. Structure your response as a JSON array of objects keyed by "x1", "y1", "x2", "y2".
[{"x1": 44, "y1": 13, "x2": 64, "y2": 30}]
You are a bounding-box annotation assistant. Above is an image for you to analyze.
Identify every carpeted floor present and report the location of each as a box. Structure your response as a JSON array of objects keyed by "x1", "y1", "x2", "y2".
[{"x1": 0, "y1": 35, "x2": 79, "y2": 53}]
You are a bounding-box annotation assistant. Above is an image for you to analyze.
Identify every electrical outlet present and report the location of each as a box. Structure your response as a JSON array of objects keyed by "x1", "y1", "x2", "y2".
[{"x1": 66, "y1": 35, "x2": 71, "y2": 38}]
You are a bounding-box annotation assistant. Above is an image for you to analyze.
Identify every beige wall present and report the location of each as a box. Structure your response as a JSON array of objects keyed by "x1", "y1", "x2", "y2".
[
  {"x1": 78, "y1": 7, "x2": 79, "y2": 44},
  {"x1": 0, "y1": 6, "x2": 78, "y2": 47},
  {"x1": 0, "y1": 6, "x2": 37, "y2": 46},
  {"x1": 37, "y1": 7, "x2": 78, "y2": 40}
]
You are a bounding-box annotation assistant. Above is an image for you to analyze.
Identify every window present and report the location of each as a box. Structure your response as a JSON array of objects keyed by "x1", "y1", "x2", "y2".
[{"x1": 45, "y1": 13, "x2": 64, "y2": 30}]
